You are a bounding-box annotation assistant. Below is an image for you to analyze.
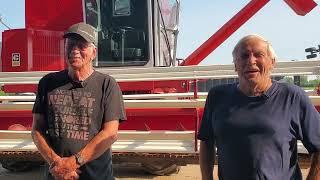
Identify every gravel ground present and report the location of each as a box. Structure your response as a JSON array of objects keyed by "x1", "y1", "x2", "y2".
[
  {"x1": 0, "y1": 163, "x2": 212, "y2": 180},
  {"x1": 0, "y1": 163, "x2": 309, "y2": 180}
]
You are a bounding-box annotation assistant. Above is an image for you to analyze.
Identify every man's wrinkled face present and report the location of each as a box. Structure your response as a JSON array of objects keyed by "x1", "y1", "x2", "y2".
[
  {"x1": 65, "y1": 36, "x2": 96, "y2": 70},
  {"x1": 234, "y1": 38, "x2": 275, "y2": 86}
]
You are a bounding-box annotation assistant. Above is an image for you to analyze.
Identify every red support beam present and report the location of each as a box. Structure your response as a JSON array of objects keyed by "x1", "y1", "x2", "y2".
[
  {"x1": 181, "y1": 0, "x2": 270, "y2": 66},
  {"x1": 284, "y1": 0, "x2": 317, "y2": 16}
]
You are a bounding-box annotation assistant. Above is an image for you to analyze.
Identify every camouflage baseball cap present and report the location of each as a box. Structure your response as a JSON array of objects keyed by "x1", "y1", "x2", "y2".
[{"x1": 63, "y1": 22, "x2": 97, "y2": 45}]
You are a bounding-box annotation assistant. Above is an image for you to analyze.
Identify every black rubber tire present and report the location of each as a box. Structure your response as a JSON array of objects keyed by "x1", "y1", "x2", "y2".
[
  {"x1": 0, "y1": 161, "x2": 41, "y2": 172},
  {"x1": 141, "y1": 161, "x2": 180, "y2": 176}
]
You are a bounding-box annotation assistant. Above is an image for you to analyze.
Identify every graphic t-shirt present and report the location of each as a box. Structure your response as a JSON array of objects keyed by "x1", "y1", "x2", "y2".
[{"x1": 33, "y1": 70, "x2": 126, "y2": 180}]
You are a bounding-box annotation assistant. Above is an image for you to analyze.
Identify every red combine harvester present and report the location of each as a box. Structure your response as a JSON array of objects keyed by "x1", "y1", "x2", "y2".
[{"x1": 0, "y1": 0, "x2": 319, "y2": 175}]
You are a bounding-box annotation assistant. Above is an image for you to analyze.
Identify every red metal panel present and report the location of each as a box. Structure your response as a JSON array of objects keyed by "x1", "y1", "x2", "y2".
[
  {"x1": 2, "y1": 29, "x2": 29, "y2": 72},
  {"x1": 2, "y1": 29, "x2": 65, "y2": 72},
  {"x1": 31, "y1": 29, "x2": 66, "y2": 71},
  {"x1": 120, "y1": 108, "x2": 200, "y2": 131},
  {"x1": 0, "y1": 110, "x2": 33, "y2": 130},
  {"x1": 181, "y1": 0, "x2": 270, "y2": 66},
  {"x1": 153, "y1": 80, "x2": 188, "y2": 93},
  {"x1": 284, "y1": 0, "x2": 317, "y2": 16},
  {"x1": 119, "y1": 81, "x2": 155, "y2": 93},
  {"x1": 119, "y1": 80, "x2": 188, "y2": 93},
  {"x1": 3, "y1": 85, "x2": 37, "y2": 93},
  {"x1": 26, "y1": 0, "x2": 83, "y2": 31}
]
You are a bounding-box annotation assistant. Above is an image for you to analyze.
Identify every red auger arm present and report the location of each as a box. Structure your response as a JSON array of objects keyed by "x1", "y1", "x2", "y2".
[{"x1": 181, "y1": 0, "x2": 317, "y2": 66}]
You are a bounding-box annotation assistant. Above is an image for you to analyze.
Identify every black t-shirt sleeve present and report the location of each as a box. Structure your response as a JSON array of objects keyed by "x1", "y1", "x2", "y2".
[
  {"x1": 197, "y1": 88, "x2": 215, "y2": 143},
  {"x1": 298, "y1": 89, "x2": 320, "y2": 153},
  {"x1": 32, "y1": 77, "x2": 46, "y2": 114},
  {"x1": 103, "y1": 76, "x2": 126, "y2": 123}
]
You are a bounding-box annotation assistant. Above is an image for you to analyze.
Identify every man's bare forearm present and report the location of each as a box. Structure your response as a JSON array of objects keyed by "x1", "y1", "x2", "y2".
[
  {"x1": 32, "y1": 130, "x2": 60, "y2": 163},
  {"x1": 77, "y1": 120, "x2": 119, "y2": 165},
  {"x1": 200, "y1": 141, "x2": 215, "y2": 180},
  {"x1": 31, "y1": 114, "x2": 60, "y2": 165},
  {"x1": 307, "y1": 152, "x2": 320, "y2": 180}
]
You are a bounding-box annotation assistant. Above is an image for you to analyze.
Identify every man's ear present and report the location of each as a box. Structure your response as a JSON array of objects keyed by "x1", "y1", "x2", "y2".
[
  {"x1": 234, "y1": 60, "x2": 238, "y2": 72},
  {"x1": 92, "y1": 47, "x2": 97, "y2": 60},
  {"x1": 270, "y1": 58, "x2": 275, "y2": 70}
]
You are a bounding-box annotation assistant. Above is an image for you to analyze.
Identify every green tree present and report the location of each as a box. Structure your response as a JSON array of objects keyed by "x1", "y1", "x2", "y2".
[
  {"x1": 299, "y1": 76, "x2": 309, "y2": 87},
  {"x1": 0, "y1": 86, "x2": 6, "y2": 96},
  {"x1": 0, "y1": 91, "x2": 5, "y2": 96},
  {"x1": 282, "y1": 76, "x2": 293, "y2": 84}
]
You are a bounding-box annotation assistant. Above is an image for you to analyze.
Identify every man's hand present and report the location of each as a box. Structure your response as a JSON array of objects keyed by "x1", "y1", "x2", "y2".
[
  {"x1": 307, "y1": 170, "x2": 320, "y2": 180},
  {"x1": 50, "y1": 156, "x2": 80, "y2": 180},
  {"x1": 307, "y1": 152, "x2": 320, "y2": 180},
  {"x1": 64, "y1": 171, "x2": 79, "y2": 180}
]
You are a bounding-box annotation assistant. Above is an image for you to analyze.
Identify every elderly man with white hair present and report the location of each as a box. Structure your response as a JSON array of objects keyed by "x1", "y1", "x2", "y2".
[{"x1": 198, "y1": 34, "x2": 320, "y2": 180}]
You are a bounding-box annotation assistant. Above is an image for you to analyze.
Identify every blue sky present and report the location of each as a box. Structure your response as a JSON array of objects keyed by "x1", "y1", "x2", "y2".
[{"x1": 1, "y1": 0, "x2": 320, "y2": 65}]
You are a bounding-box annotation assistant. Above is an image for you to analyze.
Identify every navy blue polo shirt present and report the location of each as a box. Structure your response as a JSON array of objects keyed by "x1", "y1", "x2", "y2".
[{"x1": 198, "y1": 81, "x2": 320, "y2": 180}]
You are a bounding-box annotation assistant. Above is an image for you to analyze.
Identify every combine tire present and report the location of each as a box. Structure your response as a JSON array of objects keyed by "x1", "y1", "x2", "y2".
[
  {"x1": 142, "y1": 161, "x2": 180, "y2": 176},
  {"x1": 0, "y1": 161, "x2": 40, "y2": 172}
]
